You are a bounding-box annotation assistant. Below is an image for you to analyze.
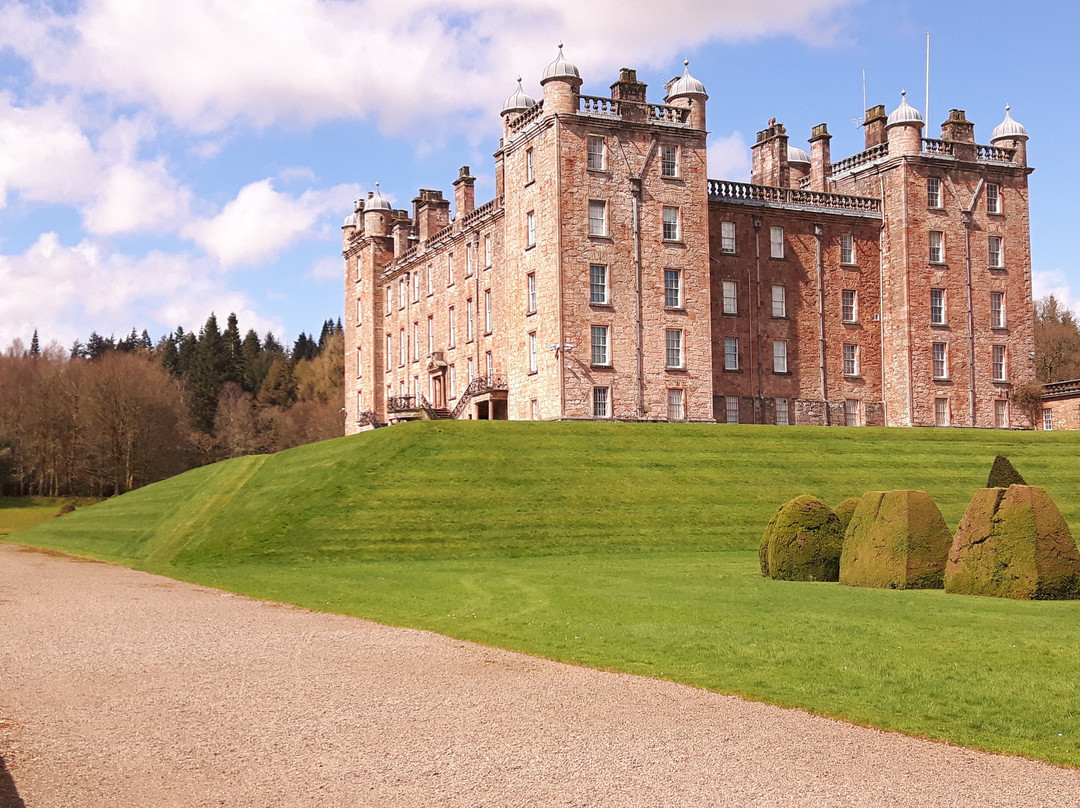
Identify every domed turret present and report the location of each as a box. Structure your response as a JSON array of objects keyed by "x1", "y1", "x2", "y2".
[
  {"x1": 541, "y1": 43, "x2": 580, "y2": 83},
  {"x1": 365, "y1": 182, "x2": 392, "y2": 211},
  {"x1": 342, "y1": 198, "x2": 362, "y2": 229},
  {"x1": 992, "y1": 105, "x2": 1027, "y2": 141},
  {"x1": 363, "y1": 183, "x2": 392, "y2": 237},
  {"x1": 787, "y1": 145, "x2": 810, "y2": 165},
  {"x1": 501, "y1": 77, "x2": 536, "y2": 117},
  {"x1": 665, "y1": 60, "x2": 708, "y2": 101},
  {"x1": 887, "y1": 90, "x2": 923, "y2": 126}
]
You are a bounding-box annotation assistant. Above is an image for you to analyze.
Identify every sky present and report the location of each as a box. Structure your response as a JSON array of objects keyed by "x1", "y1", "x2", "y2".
[{"x1": 1, "y1": 0, "x2": 1076, "y2": 352}]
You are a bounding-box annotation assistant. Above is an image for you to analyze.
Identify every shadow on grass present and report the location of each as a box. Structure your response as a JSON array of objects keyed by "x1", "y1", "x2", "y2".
[{"x1": 0, "y1": 756, "x2": 24, "y2": 808}]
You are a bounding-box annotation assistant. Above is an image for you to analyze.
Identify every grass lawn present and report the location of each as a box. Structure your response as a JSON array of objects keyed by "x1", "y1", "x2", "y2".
[
  {"x1": 5, "y1": 421, "x2": 1080, "y2": 766},
  {"x1": 0, "y1": 497, "x2": 75, "y2": 535}
]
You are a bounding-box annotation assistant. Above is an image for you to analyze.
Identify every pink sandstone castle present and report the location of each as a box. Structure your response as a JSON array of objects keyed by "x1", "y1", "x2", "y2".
[{"x1": 343, "y1": 46, "x2": 1034, "y2": 433}]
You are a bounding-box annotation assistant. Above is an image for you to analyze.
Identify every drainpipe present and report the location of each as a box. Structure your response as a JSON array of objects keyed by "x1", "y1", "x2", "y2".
[
  {"x1": 878, "y1": 174, "x2": 888, "y2": 426},
  {"x1": 632, "y1": 179, "x2": 645, "y2": 418},
  {"x1": 815, "y1": 222, "x2": 830, "y2": 425},
  {"x1": 964, "y1": 178, "x2": 985, "y2": 427},
  {"x1": 555, "y1": 117, "x2": 566, "y2": 419},
  {"x1": 753, "y1": 216, "x2": 763, "y2": 422}
]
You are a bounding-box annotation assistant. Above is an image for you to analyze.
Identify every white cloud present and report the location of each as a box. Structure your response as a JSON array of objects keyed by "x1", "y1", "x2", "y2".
[
  {"x1": 708, "y1": 131, "x2": 752, "y2": 182},
  {"x1": 308, "y1": 255, "x2": 343, "y2": 280},
  {"x1": 0, "y1": 233, "x2": 279, "y2": 349},
  {"x1": 182, "y1": 179, "x2": 361, "y2": 268},
  {"x1": 1033, "y1": 268, "x2": 1080, "y2": 320},
  {"x1": 0, "y1": 0, "x2": 856, "y2": 133}
]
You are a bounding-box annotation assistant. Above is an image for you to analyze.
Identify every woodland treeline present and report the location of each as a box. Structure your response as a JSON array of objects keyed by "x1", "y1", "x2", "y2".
[{"x1": 0, "y1": 314, "x2": 344, "y2": 497}]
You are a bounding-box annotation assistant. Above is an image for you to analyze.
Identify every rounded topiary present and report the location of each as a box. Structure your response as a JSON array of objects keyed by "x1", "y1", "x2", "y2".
[
  {"x1": 839, "y1": 490, "x2": 951, "y2": 589},
  {"x1": 760, "y1": 495, "x2": 843, "y2": 582},
  {"x1": 834, "y1": 497, "x2": 861, "y2": 537},
  {"x1": 946, "y1": 485, "x2": 1080, "y2": 600},
  {"x1": 57, "y1": 502, "x2": 76, "y2": 516},
  {"x1": 987, "y1": 454, "x2": 1026, "y2": 488}
]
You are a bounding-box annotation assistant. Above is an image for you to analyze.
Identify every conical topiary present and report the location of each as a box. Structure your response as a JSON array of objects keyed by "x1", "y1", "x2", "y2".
[
  {"x1": 839, "y1": 490, "x2": 952, "y2": 589},
  {"x1": 834, "y1": 497, "x2": 861, "y2": 537},
  {"x1": 760, "y1": 495, "x2": 843, "y2": 582},
  {"x1": 987, "y1": 454, "x2": 1026, "y2": 488},
  {"x1": 946, "y1": 485, "x2": 1080, "y2": 600}
]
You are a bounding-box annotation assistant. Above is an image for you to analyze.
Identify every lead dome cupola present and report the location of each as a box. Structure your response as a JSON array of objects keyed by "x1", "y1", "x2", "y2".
[
  {"x1": 541, "y1": 43, "x2": 580, "y2": 82},
  {"x1": 992, "y1": 105, "x2": 1027, "y2": 140},
  {"x1": 501, "y1": 77, "x2": 536, "y2": 116},
  {"x1": 788, "y1": 145, "x2": 810, "y2": 164},
  {"x1": 887, "y1": 90, "x2": 923, "y2": 126},
  {"x1": 666, "y1": 60, "x2": 708, "y2": 101},
  {"x1": 365, "y1": 183, "x2": 391, "y2": 211}
]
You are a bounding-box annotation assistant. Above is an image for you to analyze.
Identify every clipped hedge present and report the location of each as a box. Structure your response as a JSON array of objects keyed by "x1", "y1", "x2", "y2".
[
  {"x1": 946, "y1": 485, "x2": 1080, "y2": 600},
  {"x1": 839, "y1": 490, "x2": 951, "y2": 590},
  {"x1": 986, "y1": 454, "x2": 1026, "y2": 488},
  {"x1": 834, "y1": 497, "x2": 861, "y2": 537},
  {"x1": 759, "y1": 495, "x2": 843, "y2": 581}
]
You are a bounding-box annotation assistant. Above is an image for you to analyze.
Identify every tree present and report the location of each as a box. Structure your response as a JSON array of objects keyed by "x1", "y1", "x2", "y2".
[
  {"x1": 1034, "y1": 295, "x2": 1080, "y2": 382},
  {"x1": 29, "y1": 330, "x2": 40, "y2": 358},
  {"x1": 223, "y1": 313, "x2": 244, "y2": 385},
  {"x1": 188, "y1": 313, "x2": 230, "y2": 432},
  {"x1": 257, "y1": 358, "x2": 297, "y2": 407}
]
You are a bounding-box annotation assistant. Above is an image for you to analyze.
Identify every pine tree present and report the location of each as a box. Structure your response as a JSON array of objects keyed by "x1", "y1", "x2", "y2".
[
  {"x1": 240, "y1": 329, "x2": 264, "y2": 392},
  {"x1": 258, "y1": 358, "x2": 298, "y2": 407},
  {"x1": 189, "y1": 313, "x2": 230, "y2": 432},
  {"x1": 223, "y1": 312, "x2": 244, "y2": 385},
  {"x1": 29, "y1": 330, "x2": 40, "y2": 358}
]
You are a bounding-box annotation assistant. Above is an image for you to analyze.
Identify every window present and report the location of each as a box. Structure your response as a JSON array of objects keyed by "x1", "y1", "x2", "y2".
[
  {"x1": 412, "y1": 272, "x2": 419, "y2": 302},
  {"x1": 526, "y1": 211, "x2": 536, "y2": 247},
  {"x1": 992, "y1": 345, "x2": 1007, "y2": 381},
  {"x1": 724, "y1": 336, "x2": 739, "y2": 371},
  {"x1": 357, "y1": 347, "x2": 362, "y2": 377},
  {"x1": 357, "y1": 390, "x2": 363, "y2": 412},
  {"x1": 930, "y1": 288, "x2": 945, "y2": 325},
  {"x1": 664, "y1": 269, "x2": 682, "y2": 308},
  {"x1": 667, "y1": 388, "x2": 685, "y2": 420},
  {"x1": 484, "y1": 290, "x2": 493, "y2": 333},
  {"x1": 932, "y1": 342, "x2": 948, "y2": 379},
  {"x1": 386, "y1": 286, "x2": 392, "y2": 314},
  {"x1": 528, "y1": 332, "x2": 537, "y2": 373},
  {"x1": 467, "y1": 357, "x2": 474, "y2": 382},
  {"x1": 402, "y1": 278, "x2": 410, "y2": 308},
  {"x1": 995, "y1": 399, "x2": 1009, "y2": 429},
  {"x1": 987, "y1": 183, "x2": 1001, "y2": 214},
  {"x1": 525, "y1": 148, "x2": 534, "y2": 183},
  {"x1": 448, "y1": 306, "x2": 456, "y2": 348},
  {"x1": 466, "y1": 298, "x2": 474, "y2": 341},
  {"x1": 661, "y1": 145, "x2": 678, "y2": 178},
  {"x1": 485, "y1": 352, "x2": 493, "y2": 381},
  {"x1": 927, "y1": 177, "x2": 942, "y2": 208},
  {"x1": 427, "y1": 263, "x2": 433, "y2": 295},
  {"x1": 723, "y1": 280, "x2": 738, "y2": 315},
  {"x1": 427, "y1": 315, "x2": 434, "y2": 354},
  {"x1": 776, "y1": 398, "x2": 790, "y2": 426},
  {"x1": 662, "y1": 206, "x2": 680, "y2": 241},
  {"x1": 587, "y1": 136, "x2": 605, "y2": 171},
  {"x1": 666, "y1": 329, "x2": 684, "y2": 369},
  {"x1": 412, "y1": 322, "x2": 419, "y2": 360},
  {"x1": 399, "y1": 327, "x2": 406, "y2": 366},
  {"x1": 991, "y1": 291, "x2": 1005, "y2": 328},
  {"x1": 841, "y1": 234, "x2": 855, "y2": 264},
  {"x1": 1043, "y1": 408, "x2": 1054, "y2": 431},
  {"x1": 356, "y1": 298, "x2": 362, "y2": 325},
  {"x1": 484, "y1": 235, "x2": 492, "y2": 267},
  {"x1": 843, "y1": 343, "x2": 859, "y2": 376},
  {"x1": 386, "y1": 333, "x2": 392, "y2": 364},
  {"x1": 589, "y1": 200, "x2": 607, "y2": 237},
  {"x1": 590, "y1": 264, "x2": 608, "y2": 305},
  {"x1": 466, "y1": 243, "x2": 474, "y2": 276},
  {"x1": 448, "y1": 364, "x2": 456, "y2": 399},
  {"x1": 772, "y1": 284, "x2": 786, "y2": 318},
  {"x1": 935, "y1": 398, "x2": 949, "y2": 427},
  {"x1": 593, "y1": 387, "x2": 611, "y2": 418},
  {"x1": 988, "y1": 236, "x2": 1003, "y2": 268},
  {"x1": 725, "y1": 396, "x2": 739, "y2": 424},
  {"x1": 448, "y1": 254, "x2": 455, "y2": 286},
  {"x1": 842, "y1": 289, "x2": 858, "y2": 323},
  {"x1": 770, "y1": 226, "x2": 784, "y2": 258},
  {"x1": 844, "y1": 399, "x2": 861, "y2": 426},
  {"x1": 526, "y1": 272, "x2": 537, "y2": 313},
  {"x1": 530, "y1": 399, "x2": 539, "y2": 420},
  {"x1": 721, "y1": 221, "x2": 736, "y2": 254},
  {"x1": 591, "y1": 325, "x2": 610, "y2": 366},
  {"x1": 929, "y1": 231, "x2": 944, "y2": 263},
  {"x1": 773, "y1": 340, "x2": 788, "y2": 373}
]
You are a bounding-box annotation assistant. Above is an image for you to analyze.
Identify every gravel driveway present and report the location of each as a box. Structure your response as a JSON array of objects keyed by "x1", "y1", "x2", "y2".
[{"x1": 1, "y1": 543, "x2": 1078, "y2": 807}]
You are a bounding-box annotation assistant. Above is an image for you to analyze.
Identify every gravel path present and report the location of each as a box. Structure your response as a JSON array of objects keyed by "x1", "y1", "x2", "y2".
[{"x1": 1, "y1": 543, "x2": 1078, "y2": 807}]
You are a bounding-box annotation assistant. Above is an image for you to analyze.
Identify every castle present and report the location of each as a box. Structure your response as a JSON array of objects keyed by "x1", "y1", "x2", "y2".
[{"x1": 343, "y1": 47, "x2": 1034, "y2": 432}]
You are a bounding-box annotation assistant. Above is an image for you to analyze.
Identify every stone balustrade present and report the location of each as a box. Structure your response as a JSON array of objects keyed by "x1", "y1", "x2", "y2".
[
  {"x1": 578, "y1": 95, "x2": 619, "y2": 117},
  {"x1": 921, "y1": 138, "x2": 955, "y2": 156},
  {"x1": 976, "y1": 144, "x2": 1016, "y2": 163},
  {"x1": 708, "y1": 180, "x2": 882, "y2": 214},
  {"x1": 829, "y1": 143, "x2": 889, "y2": 177}
]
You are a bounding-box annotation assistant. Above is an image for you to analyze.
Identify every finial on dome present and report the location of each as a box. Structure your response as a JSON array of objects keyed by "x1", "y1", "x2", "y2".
[
  {"x1": 887, "y1": 89, "x2": 922, "y2": 125},
  {"x1": 665, "y1": 59, "x2": 707, "y2": 101},
  {"x1": 684, "y1": 59, "x2": 689, "y2": 67},
  {"x1": 542, "y1": 43, "x2": 580, "y2": 82},
  {"x1": 992, "y1": 104, "x2": 1027, "y2": 140}
]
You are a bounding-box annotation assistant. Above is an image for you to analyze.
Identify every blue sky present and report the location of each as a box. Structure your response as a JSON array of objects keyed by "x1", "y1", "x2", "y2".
[{"x1": 0, "y1": 0, "x2": 1075, "y2": 351}]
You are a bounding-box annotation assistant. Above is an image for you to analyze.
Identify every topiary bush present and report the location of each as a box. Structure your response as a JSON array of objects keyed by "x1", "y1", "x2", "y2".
[
  {"x1": 833, "y1": 497, "x2": 861, "y2": 538},
  {"x1": 945, "y1": 485, "x2": 1080, "y2": 600},
  {"x1": 759, "y1": 495, "x2": 843, "y2": 582},
  {"x1": 987, "y1": 454, "x2": 1026, "y2": 488},
  {"x1": 839, "y1": 490, "x2": 951, "y2": 589}
]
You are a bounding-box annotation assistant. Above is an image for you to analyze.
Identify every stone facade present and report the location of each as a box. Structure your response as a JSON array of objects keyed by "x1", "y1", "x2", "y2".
[
  {"x1": 342, "y1": 51, "x2": 1037, "y2": 432},
  {"x1": 1038, "y1": 380, "x2": 1080, "y2": 430}
]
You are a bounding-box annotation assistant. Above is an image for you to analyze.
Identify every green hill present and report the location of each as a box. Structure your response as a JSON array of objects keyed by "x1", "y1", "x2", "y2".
[{"x1": 7, "y1": 421, "x2": 1080, "y2": 767}]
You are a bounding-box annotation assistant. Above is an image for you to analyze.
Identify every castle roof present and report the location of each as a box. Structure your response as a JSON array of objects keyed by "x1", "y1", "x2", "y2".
[
  {"x1": 992, "y1": 105, "x2": 1028, "y2": 140},
  {"x1": 365, "y1": 183, "x2": 391, "y2": 212},
  {"x1": 788, "y1": 144, "x2": 810, "y2": 164},
  {"x1": 501, "y1": 77, "x2": 537, "y2": 116},
  {"x1": 887, "y1": 90, "x2": 923, "y2": 126},
  {"x1": 666, "y1": 60, "x2": 708, "y2": 101},
  {"x1": 541, "y1": 44, "x2": 580, "y2": 83}
]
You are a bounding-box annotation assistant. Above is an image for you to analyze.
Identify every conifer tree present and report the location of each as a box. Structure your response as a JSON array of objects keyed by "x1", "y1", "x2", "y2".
[
  {"x1": 29, "y1": 330, "x2": 40, "y2": 358},
  {"x1": 240, "y1": 328, "x2": 263, "y2": 392},
  {"x1": 223, "y1": 312, "x2": 244, "y2": 385}
]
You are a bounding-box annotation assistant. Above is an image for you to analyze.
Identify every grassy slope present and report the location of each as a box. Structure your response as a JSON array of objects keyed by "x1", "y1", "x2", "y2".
[
  {"x1": 0, "y1": 498, "x2": 67, "y2": 535},
  {"x1": 7, "y1": 421, "x2": 1080, "y2": 766}
]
